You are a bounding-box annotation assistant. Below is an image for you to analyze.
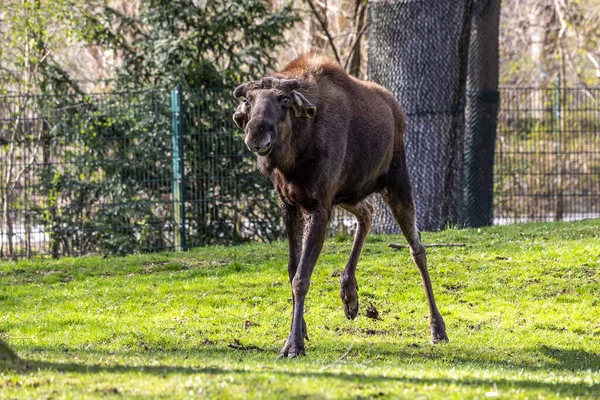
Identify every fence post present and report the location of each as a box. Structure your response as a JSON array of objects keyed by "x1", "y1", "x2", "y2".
[
  {"x1": 171, "y1": 85, "x2": 186, "y2": 251},
  {"x1": 553, "y1": 78, "x2": 563, "y2": 221}
]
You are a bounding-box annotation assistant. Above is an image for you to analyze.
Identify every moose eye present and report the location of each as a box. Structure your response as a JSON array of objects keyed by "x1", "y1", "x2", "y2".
[{"x1": 281, "y1": 97, "x2": 290, "y2": 106}]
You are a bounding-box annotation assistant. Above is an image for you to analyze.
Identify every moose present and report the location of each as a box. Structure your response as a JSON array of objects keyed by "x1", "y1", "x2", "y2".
[{"x1": 232, "y1": 53, "x2": 448, "y2": 357}]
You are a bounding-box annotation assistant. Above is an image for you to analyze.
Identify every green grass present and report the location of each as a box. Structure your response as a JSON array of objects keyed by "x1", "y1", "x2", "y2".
[{"x1": 1, "y1": 220, "x2": 599, "y2": 399}]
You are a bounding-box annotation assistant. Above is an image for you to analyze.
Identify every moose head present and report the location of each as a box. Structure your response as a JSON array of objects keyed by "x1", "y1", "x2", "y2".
[{"x1": 233, "y1": 77, "x2": 316, "y2": 156}]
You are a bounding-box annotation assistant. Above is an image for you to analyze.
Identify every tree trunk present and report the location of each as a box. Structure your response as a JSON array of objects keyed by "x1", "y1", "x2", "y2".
[
  {"x1": 3, "y1": 124, "x2": 16, "y2": 260},
  {"x1": 368, "y1": 0, "x2": 473, "y2": 231},
  {"x1": 348, "y1": 0, "x2": 367, "y2": 78},
  {"x1": 527, "y1": 3, "x2": 553, "y2": 118},
  {"x1": 2, "y1": 194, "x2": 15, "y2": 260},
  {"x1": 461, "y1": 0, "x2": 501, "y2": 227}
]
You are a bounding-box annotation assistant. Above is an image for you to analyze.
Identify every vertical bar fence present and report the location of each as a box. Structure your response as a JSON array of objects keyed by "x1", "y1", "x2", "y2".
[{"x1": 493, "y1": 87, "x2": 600, "y2": 223}]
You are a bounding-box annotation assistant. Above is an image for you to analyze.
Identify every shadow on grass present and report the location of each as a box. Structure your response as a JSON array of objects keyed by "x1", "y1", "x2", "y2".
[
  {"x1": 2, "y1": 344, "x2": 598, "y2": 396},
  {"x1": 353, "y1": 343, "x2": 600, "y2": 373}
]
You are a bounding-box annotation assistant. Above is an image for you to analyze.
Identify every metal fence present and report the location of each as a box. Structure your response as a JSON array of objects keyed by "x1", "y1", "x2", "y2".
[
  {"x1": 1, "y1": 86, "x2": 599, "y2": 259},
  {"x1": 494, "y1": 86, "x2": 600, "y2": 223},
  {"x1": 0, "y1": 88, "x2": 284, "y2": 259},
  {"x1": 1, "y1": 90, "x2": 174, "y2": 259}
]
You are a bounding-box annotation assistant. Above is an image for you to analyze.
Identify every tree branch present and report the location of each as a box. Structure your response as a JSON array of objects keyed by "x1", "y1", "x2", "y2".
[
  {"x1": 343, "y1": 24, "x2": 368, "y2": 71},
  {"x1": 305, "y1": 0, "x2": 342, "y2": 65}
]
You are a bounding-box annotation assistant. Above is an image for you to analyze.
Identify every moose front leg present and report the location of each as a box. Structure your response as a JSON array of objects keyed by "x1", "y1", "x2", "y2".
[
  {"x1": 281, "y1": 202, "x2": 308, "y2": 341},
  {"x1": 280, "y1": 207, "x2": 329, "y2": 358}
]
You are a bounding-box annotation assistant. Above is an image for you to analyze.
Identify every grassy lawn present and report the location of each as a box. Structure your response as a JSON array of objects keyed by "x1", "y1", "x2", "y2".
[{"x1": 1, "y1": 220, "x2": 599, "y2": 399}]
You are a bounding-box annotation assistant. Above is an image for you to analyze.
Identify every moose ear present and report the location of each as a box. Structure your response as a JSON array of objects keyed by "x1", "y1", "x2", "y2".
[
  {"x1": 291, "y1": 91, "x2": 316, "y2": 118},
  {"x1": 233, "y1": 83, "x2": 249, "y2": 99},
  {"x1": 277, "y1": 78, "x2": 302, "y2": 92},
  {"x1": 233, "y1": 101, "x2": 250, "y2": 129}
]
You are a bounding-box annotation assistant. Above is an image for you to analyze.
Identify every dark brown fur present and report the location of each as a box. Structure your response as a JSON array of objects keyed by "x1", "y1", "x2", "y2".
[{"x1": 233, "y1": 53, "x2": 448, "y2": 357}]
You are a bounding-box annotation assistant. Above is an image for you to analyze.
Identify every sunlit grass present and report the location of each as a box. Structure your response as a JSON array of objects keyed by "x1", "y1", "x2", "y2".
[{"x1": 1, "y1": 220, "x2": 599, "y2": 398}]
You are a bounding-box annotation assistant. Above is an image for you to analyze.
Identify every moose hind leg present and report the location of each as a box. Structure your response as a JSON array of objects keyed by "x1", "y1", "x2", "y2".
[
  {"x1": 339, "y1": 200, "x2": 373, "y2": 320},
  {"x1": 383, "y1": 157, "x2": 448, "y2": 343}
]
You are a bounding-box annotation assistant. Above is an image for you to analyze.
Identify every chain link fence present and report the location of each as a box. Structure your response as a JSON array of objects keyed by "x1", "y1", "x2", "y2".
[
  {"x1": 368, "y1": 0, "x2": 474, "y2": 232},
  {"x1": 1, "y1": 86, "x2": 599, "y2": 259}
]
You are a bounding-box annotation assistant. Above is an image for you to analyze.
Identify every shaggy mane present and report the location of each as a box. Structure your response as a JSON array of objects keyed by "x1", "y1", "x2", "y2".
[{"x1": 279, "y1": 53, "x2": 345, "y2": 83}]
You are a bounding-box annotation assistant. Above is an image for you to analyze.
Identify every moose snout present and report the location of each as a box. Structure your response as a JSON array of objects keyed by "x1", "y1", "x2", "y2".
[
  {"x1": 245, "y1": 122, "x2": 275, "y2": 156},
  {"x1": 245, "y1": 137, "x2": 272, "y2": 155}
]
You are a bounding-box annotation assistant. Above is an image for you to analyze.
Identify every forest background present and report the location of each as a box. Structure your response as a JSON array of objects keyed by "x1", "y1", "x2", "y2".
[{"x1": 2, "y1": 0, "x2": 599, "y2": 95}]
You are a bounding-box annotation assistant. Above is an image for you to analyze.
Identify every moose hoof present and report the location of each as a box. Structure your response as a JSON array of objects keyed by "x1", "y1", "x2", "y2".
[
  {"x1": 279, "y1": 342, "x2": 306, "y2": 358},
  {"x1": 430, "y1": 328, "x2": 449, "y2": 344},
  {"x1": 430, "y1": 316, "x2": 448, "y2": 344},
  {"x1": 286, "y1": 349, "x2": 306, "y2": 358},
  {"x1": 342, "y1": 296, "x2": 359, "y2": 320},
  {"x1": 340, "y1": 276, "x2": 359, "y2": 320}
]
